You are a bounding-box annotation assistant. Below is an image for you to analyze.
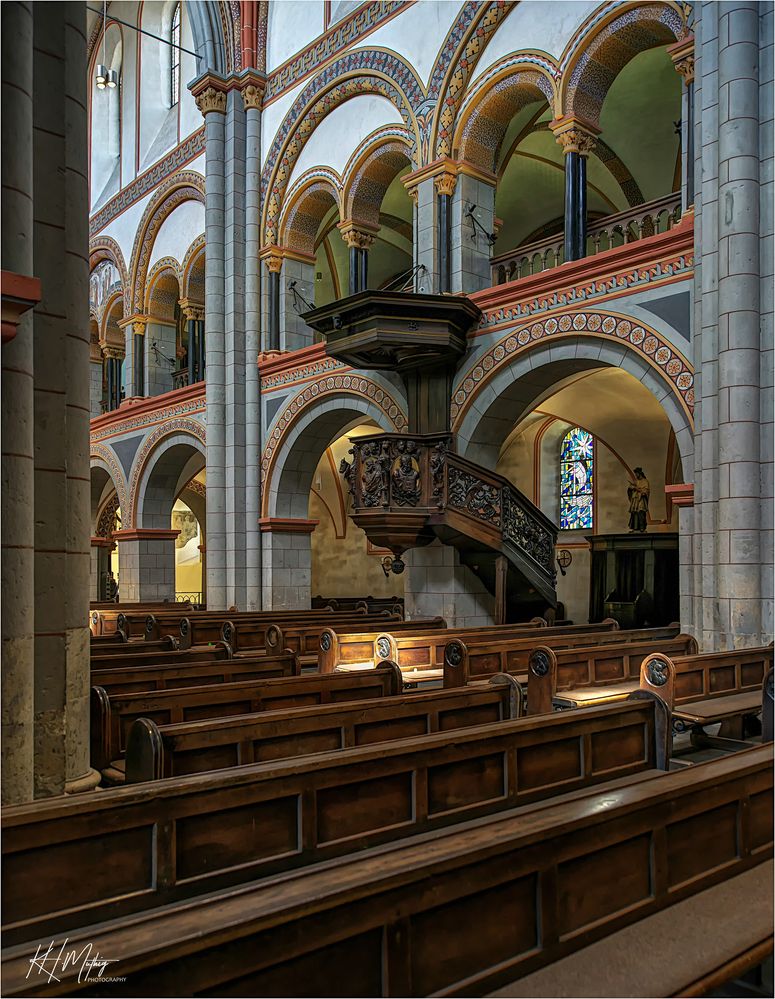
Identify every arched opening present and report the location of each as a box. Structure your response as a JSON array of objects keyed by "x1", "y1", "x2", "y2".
[
  {"x1": 460, "y1": 346, "x2": 689, "y2": 627},
  {"x1": 135, "y1": 434, "x2": 206, "y2": 602},
  {"x1": 145, "y1": 266, "x2": 181, "y2": 397},
  {"x1": 89, "y1": 21, "x2": 122, "y2": 210},
  {"x1": 90, "y1": 463, "x2": 122, "y2": 601},
  {"x1": 101, "y1": 296, "x2": 125, "y2": 411},
  {"x1": 181, "y1": 244, "x2": 205, "y2": 385}
]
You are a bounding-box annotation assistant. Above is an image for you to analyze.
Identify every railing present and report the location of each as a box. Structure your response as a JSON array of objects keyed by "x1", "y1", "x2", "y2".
[
  {"x1": 173, "y1": 368, "x2": 190, "y2": 390},
  {"x1": 175, "y1": 591, "x2": 203, "y2": 607},
  {"x1": 491, "y1": 193, "x2": 683, "y2": 284},
  {"x1": 341, "y1": 432, "x2": 557, "y2": 600}
]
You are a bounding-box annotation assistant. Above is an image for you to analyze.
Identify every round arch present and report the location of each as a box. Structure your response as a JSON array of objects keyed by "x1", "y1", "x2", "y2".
[
  {"x1": 127, "y1": 419, "x2": 206, "y2": 527},
  {"x1": 261, "y1": 52, "x2": 424, "y2": 243},
  {"x1": 558, "y1": 1, "x2": 686, "y2": 127},
  {"x1": 89, "y1": 236, "x2": 129, "y2": 315},
  {"x1": 90, "y1": 447, "x2": 128, "y2": 517},
  {"x1": 181, "y1": 236, "x2": 206, "y2": 301},
  {"x1": 261, "y1": 377, "x2": 407, "y2": 518},
  {"x1": 452, "y1": 59, "x2": 558, "y2": 173},
  {"x1": 128, "y1": 170, "x2": 205, "y2": 314},
  {"x1": 342, "y1": 130, "x2": 413, "y2": 229},
  {"x1": 279, "y1": 171, "x2": 341, "y2": 257},
  {"x1": 454, "y1": 326, "x2": 694, "y2": 475}
]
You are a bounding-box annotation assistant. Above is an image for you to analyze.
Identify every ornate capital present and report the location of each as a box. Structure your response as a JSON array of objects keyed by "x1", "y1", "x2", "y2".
[
  {"x1": 407, "y1": 186, "x2": 419, "y2": 206},
  {"x1": 668, "y1": 35, "x2": 695, "y2": 85},
  {"x1": 132, "y1": 320, "x2": 146, "y2": 337},
  {"x1": 550, "y1": 117, "x2": 599, "y2": 157},
  {"x1": 179, "y1": 298, "x2": 204, "y2": 322},
  {"x1": 434, "y1": 170, "x2": 457, "y2": 198},
  {"x1": 339, "y1": 226, "x2": 375, "y2": 251},
  {"x1": 195, "y1": 86, "x2": 227, "y2": 117},
  {"x1": 241, "y1": 82, "x2": 264, "y2": 111},
  {"x1": 264, "y1": 252, "x2": 283, "y2": 274},
  {"x1": 103, "y1": 345, "x2": 124, "y2": 360}
]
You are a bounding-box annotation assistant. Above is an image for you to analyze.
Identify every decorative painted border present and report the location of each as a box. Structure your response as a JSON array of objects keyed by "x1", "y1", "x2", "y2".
[
  {"x1": 128, "y1": 417, "x2": 207, "y2": 527},
  {"x1": 480, "y1": 248, "x2": 694, "y2": 330},
  {"x1": 89, "y1": 129, "x2": 205, "y2": 238},
  {"x1": 450, "y1": 309, "x2": 695, "y2": 429},
  {"x1": 90, "y1": 395, "x2": 206, "y2": 443},
  {"x1": 261, "y1": 354, "x2": 347, "y2": 392},
  {"x1": 264, "y1": 1, "x2": 410, "y2": 103},
  {"x1": 261, "y1": 372, "x2": 407, "y2": 492}
]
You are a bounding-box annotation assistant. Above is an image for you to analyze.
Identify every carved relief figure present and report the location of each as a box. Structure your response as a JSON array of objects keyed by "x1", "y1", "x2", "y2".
[
  {"x1": 627, "y1": 467, "x2": 650, "y2": 533},
  {"x1": 360, "y1": 441, "x2": 389, "y2": 507},
  {"x1": 391, "y1": 453, "x2": 421, "y2": 506}
]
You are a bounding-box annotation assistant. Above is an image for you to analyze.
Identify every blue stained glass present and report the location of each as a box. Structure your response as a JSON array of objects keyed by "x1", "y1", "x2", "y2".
[{"x1": 559, "y1": 427, "x2": 594, "y2": 530}]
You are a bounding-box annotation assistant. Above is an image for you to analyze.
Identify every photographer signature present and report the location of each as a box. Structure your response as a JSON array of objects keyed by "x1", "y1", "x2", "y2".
[{"x1": 26, "y1": 939, "x2": 124, "y2": 985}]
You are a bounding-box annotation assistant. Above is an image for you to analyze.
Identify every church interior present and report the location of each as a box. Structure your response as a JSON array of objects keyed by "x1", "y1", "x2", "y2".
[{"x1": 0, "y1": 0, "x2": 773, "y2": 995}]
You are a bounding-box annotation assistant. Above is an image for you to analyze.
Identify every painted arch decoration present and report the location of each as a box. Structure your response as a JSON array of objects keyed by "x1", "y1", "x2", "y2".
[
  {"x1": 127, "y1": 417, "x2": 207, "y2": 527},
  {"x1": 451, "y1": 309, "x2": 694, "y2": 429},
  {"x1": 90, "y1": 443, "x2": 129, "y2": 517}
]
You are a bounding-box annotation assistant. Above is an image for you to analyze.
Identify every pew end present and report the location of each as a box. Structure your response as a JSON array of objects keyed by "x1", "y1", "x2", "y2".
[
  {"x1": 526, "y1": 645, "x2": 556, "y2": 715},
  {"x1": 487, "y1": 672, "x2": 524, "y2": 719},
  {"x1": 764, "y1": 668, "x2": 774, "y2": 744},
  {"x1": 125, "y1": 718, "x2": 164, "y2": 783},
  {"x1": 442, "y1": 639, "x2": 470, "y2": 688}
]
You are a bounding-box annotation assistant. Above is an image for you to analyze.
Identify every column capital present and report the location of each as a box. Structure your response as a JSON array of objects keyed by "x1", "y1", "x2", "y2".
[
  {"x1": 1, "y1": 269, "x2": 41, "y2": 345},
  {"x1": 337, "y1": 221, "x2": 377, "y2": 250},
  {"x1": 549, "y1": 116, "x2": 599, "y2": 157},
  {"x1": 118, "y1": 314, "x2": 149, "y2": 335},
  {"x1": 240, "y1": 73, "x2": 265, "y2": 111},
  {"x1": 111, "y1": 528, "x2": 181, "y2": 542},
  {"x1": 178, "y1": 299, "x2": 204, "y2": 322},
  {"x1": 194, "y1": 84, "x2": 227, "y2": 117},
  {"x1": 667, "y1": 34, "x2": 695, "y2": 84},
  {"x1": 434, "y1": 170, "x2": 458, "y2": 198},
  {"x1": 101, "y1": 344, "x2": 125, "y2": 361},
  {"x1": 261, "y1": 248, "x2": 284, "y2": 274}
]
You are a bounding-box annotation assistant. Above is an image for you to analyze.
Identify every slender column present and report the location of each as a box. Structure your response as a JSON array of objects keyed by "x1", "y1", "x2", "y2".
[
  {"x1": 551, "y1": 119, "x2": 598, "y2": 261},
  {"x1": 243, "y1": 79, "x2": 263, "y2": 609},
  {"x1": 198, "y1": 318, "x2": 205, "y2": 378},
  {"x1": 265, "y1": 252, "x2": 281, "y2": 350},
  {"x1": 195, "y1": 84, "x2": 227, "y2": 608},
  {"x1": 89, "y1": 336, "x2": 102, "y2": 416},
  {"x1": 1, "y1": 0, "x2": 35, "y2": 803},
  {"x1": 105, "y1": 348, "x2": 114, "y2": 409},
  {"x1": 187, "y1": 315, "x2": 197, "y2": 383},
  {"x1": 112, "y1": 529, "x2": 179, "y2": 602},
  {"x1": 132, "y1": 318, "x2": 145, "y2": 396},
  {"x1": 339, "y1": 224, "x2": 375, "y2": 293},
  {"x1": 669, "y1": 35, "x2": 696, "y2": 210},
  {"x1": 435, "y1": 170, "x2": 455, "y2": 293}
]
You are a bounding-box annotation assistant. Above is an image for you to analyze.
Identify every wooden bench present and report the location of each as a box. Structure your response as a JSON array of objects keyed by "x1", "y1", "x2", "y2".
[
  {"x1": 312, "y1": 594, "x2": 404, "y2": 616},
  {"x1": 130, "y1": 606, "x2": 357, "y2": 642},
  {"x1": 523, "y1": 633, "x2": 698, "y2": 715},
  {"x1": 5, "y1": 694, "x2": 668, "y2": 943},
  {"x1": 639, "y1": 646, "x2": 773, "y2": 744},
  {"x1": 89, "y1": 636, "x2": 179, "y2": 657},
  {"x1": 90, "y1": 601, "x2": 192, "y2": 636},
  {"x1": 90, "y1": 642, "x2": 232, "y2": 672},
  {"x1": 320, "y1": 618, "x2": 622, "y2": 676},
  {"x1": 2, "y1": 745, "x2": 768, "y2": 993},
  {"x1": 90, "y1": 662, "x2": 402, "y2": 773},
  {"x1": 125, "y1": 677, "x2": 523, "y2": 782},
  {"x1": 441, "y1": 625, "x2": 682, "y2": 689}
]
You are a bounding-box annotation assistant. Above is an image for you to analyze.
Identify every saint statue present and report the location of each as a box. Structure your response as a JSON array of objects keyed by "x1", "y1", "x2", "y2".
[
  {"x1": 627, "y1": 467, "x2": 650, "y2": 533},
  {"x1": 391, "y1": 453, "x2": 421, "y2": 506}
]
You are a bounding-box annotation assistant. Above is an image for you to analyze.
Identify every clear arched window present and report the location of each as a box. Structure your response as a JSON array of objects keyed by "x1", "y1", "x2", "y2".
[
  {"x1": 170, "y1": 3, "x2": 181, "y2": 107},
  {"x1": 560, "y1": 427, "x2": 594, "y2": 530}
]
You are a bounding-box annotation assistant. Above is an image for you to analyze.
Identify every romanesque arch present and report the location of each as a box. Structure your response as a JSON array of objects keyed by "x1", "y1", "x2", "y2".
[
  {"x1": 279, "y1": 171, "x2": 341, "y2": 257},
  {"x1": 342, "y1": 130, "x2": 413, "y2": 230},
  {"x1": 128, "y1": 419, "x2": 206, "y2": 527}
]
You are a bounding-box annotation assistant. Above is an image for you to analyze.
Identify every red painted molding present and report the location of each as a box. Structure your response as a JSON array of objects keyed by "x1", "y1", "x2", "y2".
[
  {"x1": 471, "y1": 213, "x2": 694, "y2": 314},
  {"x1": 90, "y1": 536, "x2": 116, "y2": 548},
  {"x1": 258, "y1": 342, "x2": 327, "y2": 376},
  {"x1": 1, "y1": 270, "x2": 42, "y2": 344},
  {"x1": 89, "y1": 382, "x2": 205, "y2": 432},
  {"x1": 665, "y1": 483, "x2": 694, "y2": 508},
  {"x1": 112, "y1": 528, "x2": 181, "y2": 542},
  {"x1": 258, "y1": 517, "x2": 319, "y2": 534}
]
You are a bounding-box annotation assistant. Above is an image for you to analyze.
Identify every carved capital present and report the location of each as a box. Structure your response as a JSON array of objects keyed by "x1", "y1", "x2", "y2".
[
  {"x1": 264, "y1": 253, "x2": 283, "y2": 274},
  {"x1": 668, "y1": 34, "x2": 695, "y2": 84},
  {"x1": 102, "y1": 345, "x2": 124, "y2": 361},
  {"x1": 339, "y1": 226, "x2": 375, "y2": 251},
  {"x1": 195, "y1": 86, "x2": 227, "y2": 116},
  {"x1": 434, "y1": 170, "x2": 457, "y2": 198},
  {"x1": 241, "y1": 82, "x2": 264, "y2": 111},
  {"x1": 550, "y1": 117, "x2": 599, "y2": 158},
  {"x1": 132, "y1": 320, "x2": 146, "y2": 337},
  {"x1": 179, "y1": 299, "x2": 204, "y2": 322},
  {"x1": 407, "y1": 186, "x2": 419, "y2": 206}
]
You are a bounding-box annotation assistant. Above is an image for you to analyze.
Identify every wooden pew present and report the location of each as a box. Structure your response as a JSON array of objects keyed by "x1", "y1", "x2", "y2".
[
  {"x1": 90, "y1": 601, "x2": 192, "y2": 636},
  {"x1": 312, "y1": 593, "x2": 404, "y2": 616},
  {"x1": 90, "y1": 662, "x2": 402, "y2": 773},
  {"x1": 639, "y1": 646, "x2": 773, "y2": 744},
  {"x1": 6, "y1": 695, "x2": 668, "y2": 943},
  {"x1": 320, "y1": 618, "x2": 622, "y2": 677},
  {"x1": 90, "y1": 642, "x2": 232, "y2": 672},
  {"x1": 125, "y1": 677, "x2": 523, "y2": 782},
  {"x1": 523, "y1": 633, "x2": 698, "y2": 715},
  {"x1": 89, "y1": 636, "x2": 179, "y2": 657},
  {"x1": 441, "y1": 625, "x2": 682, "y2": 689},
  {"x1": 129, "y1": 606, "x2": 353, "y2": 642},
  {"x1": 180, "y1": 610, "x2": 403, "y2": 657}
]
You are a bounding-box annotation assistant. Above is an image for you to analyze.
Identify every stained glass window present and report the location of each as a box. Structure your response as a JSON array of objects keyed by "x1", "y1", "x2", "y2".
[
  {"x1": 560, "y1": 427, "x2": 594, "y2": 530},
  {"x1": 170, "y1": 4, "x2": 181, "y2": 107}
]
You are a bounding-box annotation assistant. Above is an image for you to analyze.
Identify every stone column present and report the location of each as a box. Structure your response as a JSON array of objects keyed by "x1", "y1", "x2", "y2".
[
  {"x1": 89, "y1": 337, "x2": 103, "y2": 416},
  {"x1": 551, "y1": 118, "x2": 598, "y2": 262},
  {"x1": 90, "y1": 537, "x2": 113, "y2": 600},
  {"x1": 1, "y1": 0, "x2": 35, "y2": 804},
  {"x1": 339, "y1": 223, "x2": 376, "y2": 294},
  {"x1": 31, "y1": 1, "x2": 96, "y2": 797},
  {"x1": 450, "y1": 168, "x2": 496, "y2": 293},
  {"x1": 145, "y1": 315, "x2": 176, "y2": 397},
  {"x1": 406, "y1": 175, "x2": 439, "y2": 293},
  {"x1": 260, "y1": 519, "x2": 316, "y2": 609},
  {"x1": 112, "y1": 529, "x2": 179, "y2": 602},
  {"x1": 132, "y1": 318, "x2": 146, "y2": 396},
  {"x1": 404, "y1": 540, "x2": 495, "y2": 627},
  {"x1": 195, "y1": 83, "x2": 227, "y2": 608},
  {"x1": 669, "y1": 35, "x2": 696, "y2": 210},
  {"x1": 281, "y1": 251, "x2": 317, "y2": 348},
  {"x1": 263, "y1": 249, "x2": 282, "y2": 351}
]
